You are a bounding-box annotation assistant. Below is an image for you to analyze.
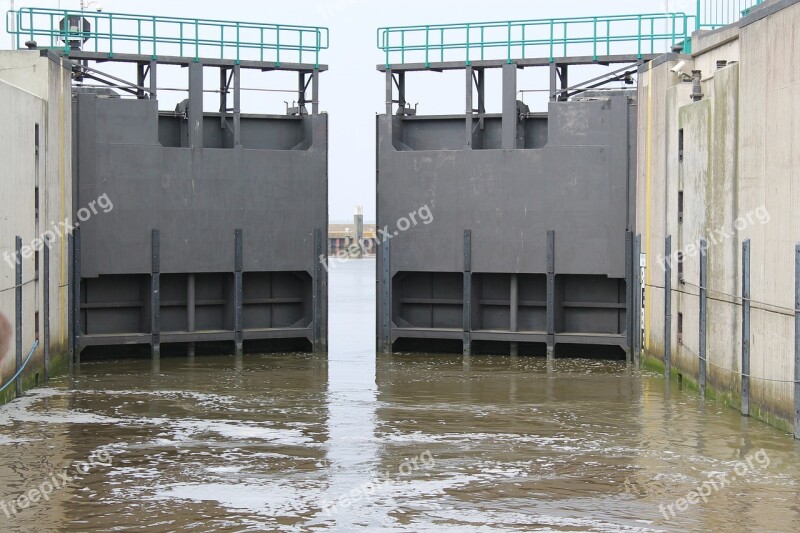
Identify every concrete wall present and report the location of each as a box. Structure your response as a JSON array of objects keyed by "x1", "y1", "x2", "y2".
[
  {"x1": 637, "y1": 0, "x2": 800, "y2": 429},
  {"x1": 0, "y1": 51, "x2": 73, "y2": 401}
]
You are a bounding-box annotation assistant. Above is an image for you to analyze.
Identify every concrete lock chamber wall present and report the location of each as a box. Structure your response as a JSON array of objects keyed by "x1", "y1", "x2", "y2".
[
  {"x1": 372, "y1": 14, "x2": 697, "y2": 358},
  {"x1": 4, "y1": 8, "x2": 331, "y2": 360}
]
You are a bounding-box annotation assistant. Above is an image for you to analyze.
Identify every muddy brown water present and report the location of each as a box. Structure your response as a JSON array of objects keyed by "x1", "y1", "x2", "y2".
[{"x1": 1, "y1": 259, "x2": 799, "y2": 531}]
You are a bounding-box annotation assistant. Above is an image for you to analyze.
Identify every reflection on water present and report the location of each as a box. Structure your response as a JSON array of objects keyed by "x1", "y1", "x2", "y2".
[{"x1": 1, "y1": 259, "x2": 799, "y2": 531}]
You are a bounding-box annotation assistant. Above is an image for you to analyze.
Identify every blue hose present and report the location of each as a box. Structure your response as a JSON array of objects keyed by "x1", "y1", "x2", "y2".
[{"x1": 0, "y1": 339, "x2": 40, "y2": 394}]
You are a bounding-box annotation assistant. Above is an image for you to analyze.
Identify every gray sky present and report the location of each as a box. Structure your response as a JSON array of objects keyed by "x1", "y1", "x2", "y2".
[{"x1": 6, "y1": 0, "x2": 700, "y2": 222}]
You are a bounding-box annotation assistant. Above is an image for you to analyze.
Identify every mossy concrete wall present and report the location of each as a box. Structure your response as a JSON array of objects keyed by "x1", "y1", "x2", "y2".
[
  {"x1": 637, "y1": 1, "x2": 800, "y2": 433},
  {"x1": 0, "y1": 51, "x2": 73, "y2": 405}
]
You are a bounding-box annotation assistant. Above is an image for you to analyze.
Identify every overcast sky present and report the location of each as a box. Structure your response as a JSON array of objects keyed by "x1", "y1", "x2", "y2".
[{"x1": 5, "y1": 0, "x2": 701, "y2": 222}]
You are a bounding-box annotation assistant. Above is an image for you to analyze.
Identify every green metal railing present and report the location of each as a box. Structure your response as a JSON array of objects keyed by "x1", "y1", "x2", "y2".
[
  {"x1": 697, "y1": 0, "x2": 764, "y2": 28},
  {"x1": 6, "y1": 8, "x2": 328, "y2": 67},
  {"x1": 377, "y1": 13, "x2": 696, "y2": 68}
]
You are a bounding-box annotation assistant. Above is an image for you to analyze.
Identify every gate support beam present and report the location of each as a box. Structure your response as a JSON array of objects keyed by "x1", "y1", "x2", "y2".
[
  {"x1": 547, "y1": 230, "x2": 555, "y2": 361},
  {"x1": 151, "y1": 229, "x2": 160, "y2": 361},
  {"x1": 234, "y1": 229, "x2": 243, "y2": 357},
  {"x1": 463, "y1": 230, "x2": 472, "y2": 357}
]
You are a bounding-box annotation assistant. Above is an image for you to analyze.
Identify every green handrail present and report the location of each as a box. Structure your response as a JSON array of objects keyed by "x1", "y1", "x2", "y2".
[
  {"x1": 377, "y1": 13, "x2": 695, "y2": 68},
  {"x1": 696, "y1": 0, "x2": 764, "y2": 29},
  {"x1": 6, "y1": 7, "x2": 329, "y2": 67}
]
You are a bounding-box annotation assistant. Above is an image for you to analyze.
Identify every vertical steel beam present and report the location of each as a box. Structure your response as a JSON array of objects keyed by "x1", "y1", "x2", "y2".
[
  {"x1": 43, "y1": 234, "x2": 50, "y2": 382},
  {"x1": 547, "y1": 230, "x2": 555, "y2": 360},
  {"x1": 151, "y1": 229, "x2": 161, "y2": 360},
  {"x1": 188, "y1": 62, "x2": 203, "y2": 148},
  {"x1": 463, "y1": 230, "x2": 472, "y2": 357},
  {"x1": 634, "y1": 234, "x2": 641, "y2": 362},
  {"x1": 794, "y1": 243, "x2": 799, "y2": 439},
  {"x1": 313, "y1": 228, "x2": 323, "y2": 352},
  {"x1": 136, "y1": 62, "x2": 146, "y2": 99},
  {"x1": 501, "y1": 63, "x2": 517, "y2": 149},
  {"x1": 477, "y1": 69, "x2": 485, "y2": 114},
  {"x1": 15, "y1": 236, "x2": 22, "y2": 398},
  {"x1": 549, "y1": 63, "x2": 558, "y2": 102},
  {"x1": 219, "y1": 67, "x2": 228, "y2": 131},
  {"x1": 233, "y1": 64, "x2": 241, "y2": 146},
  {"x1": 234, "y1": 229, "x2": 243, "y2": 356},
  {"x1": 699, "y1": 239, "x2": 707, "y2": 398},
  {"x1": 298, "y1": 72, "x2": 304, "y2": 106},
  {"x1": 187, "y1": 273, "x2": 195, "y2": 357},
  {"x1": 625, "y1": 231, "x2": 633, "y2": 363},
  {"x1": 148, "y1": 60, "x2": 157, "y2": 100},
  {"x1": 397, "y1": 72, "x2": 406, "y2": 109},
  {"x1": 73, "y1": 225, "x2": 81, "y2": 365},
  {"x1": 381, "y1": 237, "x2": 392, "y2": 353},
  {"x1": 510, "y1": 273, "x2": 518, "y2": 356},
  {"x1": 385, "y1": 71, "x2": 393, "y2": 116},
  {"x1": 311, "y1": 68, "x2": 320, "y2": 115},
  {"x1": 665, "y1": 235, "x2": 672, "y2": 377},
  {"x1": 560, "y1": 65, "x2": 569, "y2": 101},
  {"x1": 67, "y1": 233, "x2": 74, "y2": 368},
  {"x1": 742, "y1": 239, "x2": 751, "y2": 416},
  {"x1": 465, "y1": 66, "x2": 473, "y2": 149}
]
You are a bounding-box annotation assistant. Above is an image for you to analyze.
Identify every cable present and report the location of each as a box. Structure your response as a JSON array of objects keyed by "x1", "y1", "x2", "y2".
[
  {"x1": 0, "y1": 278, "x2": 37, "y2": 294},
  {"x1": 0, "y1": 340, "x2": 39, "y2": 394},
  {"x1": 673, "y1": 342, "x2": 799, "y2": 385},
  {"x1": 643, "y1": 282, "x2": 798, "y2": 318}
]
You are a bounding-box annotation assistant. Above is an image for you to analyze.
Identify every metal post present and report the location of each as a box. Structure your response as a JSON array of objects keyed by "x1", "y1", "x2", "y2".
[
  {"x1": 67, "y1": 233, "x2": 74, "y2": 368},
  {"x1": 699, "y1": 238, "x2": 707, "y2": 398},
  {"x1": 385, "y1": 70, "x2": 393, "y2": 116},
  {"x1": 742, "y1": 239, "x2": 751, "y2": 416},
  {"x1": 634, "y1": 234, "x2": 641, "y2": 362},
  {"x1": 465, "y1": 66, "x2": 473, "y2": 149},
  {"x1": 73, "y1": 225, "x2": 81, "y2": 365},
  {"x1": 188, "y1": 62, "x2": 203, "y2": 148},
  {"x1": 298, "y1": 72, "x2": 307, "y2": 110},
  {"x1": 665, "y1": 235, "x2": 672, "y2": 377},
  {"x1": 625, "y1": 231, "x2": 634, "y2": 363},
  {"x1": 187, "y1": 273, "x2": 195, "y2": 357},
  {"x1": 219, "y1": 68, "x2": 228, "y2": 132},
  {"x1": 463, "y1": 230, "x2": 472, "y2": 357},
  {"x1": 510, "y1": 273, "x2": 518, "y2": 356},
  {"x1": 151, "y1": 229, "x2": 160, "y2": 360},
  {"x1": 560, "y1": 65, "x2": 569, "y2": 101},
  {"x1": 381, "y1": 237, "x2": 392, "y2": 353},
  {"x1": 43, "y1": 234, "x2": 50, "y2": 382},
  {"x1": 311, "y1": 68, "x2": 320, "y2": 115},
  {"x1": 549, "y1": 63, "x2": 558, "y2": 102},
  {"x1": 794, "y1": 243, "x2": 799, "y2": 439},
  {"x1": 547, "y1": 230, "x2": 555, "y2": 360},
  {"x1": 136, "y1": 62, "x2": 146, "y2": 99},
  {"x1": 501, "y1": 63, "x2": 517, "y2": 149},
  {"x1": 354, "y1": 208, "x2": 364, "y2": 259},
  {"x1": 313, "y1": 228, "x2": 324, "y2": 352},
  {"x1": 233, "y1": 64, "x2": 241, "y2": 146},
  {"x1": 234, "y1": 229, "x2": 243, "y2": 356},
  {"x1": 148, "y1": 60, "x2": 157, "y2": 100},
  {"x1": 15, "y1": 236, "x2": 22, "y2": 398}
]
